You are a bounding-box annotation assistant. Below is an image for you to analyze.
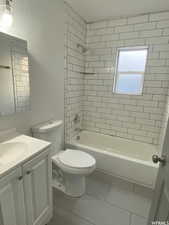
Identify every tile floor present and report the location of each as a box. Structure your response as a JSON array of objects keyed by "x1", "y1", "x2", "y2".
[{"x1": 48, "y1": 171, "x2": 153, "y2": 225}]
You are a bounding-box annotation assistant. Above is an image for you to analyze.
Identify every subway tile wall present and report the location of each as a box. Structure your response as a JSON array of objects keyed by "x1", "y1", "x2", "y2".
[
  {"x1": 65, "y1": 5, "x2": 169, "y2": 145},
  {"x1": 84, "y1": 12, "x2": 169, "y2": 145},
  {"x1": 64, "y1": 3, "x2": 86, "y2": 143}
]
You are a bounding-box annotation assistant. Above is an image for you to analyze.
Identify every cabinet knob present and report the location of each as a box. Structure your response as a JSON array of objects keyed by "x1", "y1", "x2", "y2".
[{"x1": 18, "y1": 176, "x2": 23, "y2": 181}]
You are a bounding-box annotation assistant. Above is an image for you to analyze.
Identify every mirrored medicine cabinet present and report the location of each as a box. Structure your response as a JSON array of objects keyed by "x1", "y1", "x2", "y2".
[{"x1": 0, "y1": 32, "x2": 30, "y2": 116}]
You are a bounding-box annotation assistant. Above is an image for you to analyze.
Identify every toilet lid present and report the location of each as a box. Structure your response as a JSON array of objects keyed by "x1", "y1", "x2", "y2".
[{"x1": 58, "y1": 149, "x2": 96, "y2": 169}]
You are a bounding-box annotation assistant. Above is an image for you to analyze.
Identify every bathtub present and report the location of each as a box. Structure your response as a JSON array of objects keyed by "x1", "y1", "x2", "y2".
[{"x1": 67, "y1": 130, "x2": 159, "y2": 189}]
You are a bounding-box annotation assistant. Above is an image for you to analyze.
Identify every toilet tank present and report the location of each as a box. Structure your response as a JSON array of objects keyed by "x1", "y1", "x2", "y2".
[{"x1": 32, "y1": 120, "x2": 64, "y2": 156}]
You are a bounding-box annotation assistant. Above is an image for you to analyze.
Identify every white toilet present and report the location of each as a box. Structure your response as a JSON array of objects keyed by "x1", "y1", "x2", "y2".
[{"x1": 32, "y1": 120, "x2": 96, "y2": 197}]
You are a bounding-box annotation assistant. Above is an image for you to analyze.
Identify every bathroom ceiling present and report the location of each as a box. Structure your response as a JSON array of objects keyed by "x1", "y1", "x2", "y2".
[{"x1": 65, "y1": 0, "x2": 169, "y2": 22}]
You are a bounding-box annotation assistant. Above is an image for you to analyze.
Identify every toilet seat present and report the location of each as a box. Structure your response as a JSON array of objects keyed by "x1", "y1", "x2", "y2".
[
  {"x1": 59, "y1": 149, "x2": 96, "y2": 168},
  {"x1": 52, "y1": 149, "x2": 96, "y2": 175}
]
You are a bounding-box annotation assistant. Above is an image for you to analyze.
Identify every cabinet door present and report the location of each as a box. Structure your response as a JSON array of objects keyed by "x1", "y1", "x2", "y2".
[
  {"x1": 0, "y1": 168, "x2": 26, "y2": 225},
  {"x1": 23, "y1": 149, "x2": 52, "y2": 225}
]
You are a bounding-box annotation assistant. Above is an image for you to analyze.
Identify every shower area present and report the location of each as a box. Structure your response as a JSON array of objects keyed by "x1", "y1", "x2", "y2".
[{"x1": 64, "y1": 4, "x2": 169, "y2": 188}]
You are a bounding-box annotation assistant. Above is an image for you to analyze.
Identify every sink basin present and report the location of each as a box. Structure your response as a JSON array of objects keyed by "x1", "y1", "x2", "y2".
[{"x1": 0, "y1": 142, "x2": 27, "y2": 165}]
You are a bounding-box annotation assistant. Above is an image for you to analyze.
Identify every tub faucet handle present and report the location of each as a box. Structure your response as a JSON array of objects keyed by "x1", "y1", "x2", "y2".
[
  {"x1": 73, "y1": 114, "x2": 80, "y2": 123},
  {"x1": 75, "y1": 128, "x2": 81, "y2": 132}
]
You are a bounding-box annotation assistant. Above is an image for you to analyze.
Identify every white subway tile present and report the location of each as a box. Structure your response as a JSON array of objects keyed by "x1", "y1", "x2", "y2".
[
  {"x1": 157, "y1": 20, "x2": 169, "y2": 28},
  {"x1": 115, "y1": 25, "x2": 134, "y2": 33},
  {"x1": 128, "y1": 15, "x2": 149, "y2": 24},
  {"x1": 146, "y1": 36, "x2": 169, "y2": 44},
  {"x1": 150, "y1": 12, "x2": 169, "y2": 21},
  {"x1": 134, "y1": 22, "x2": 156, "y2": 31},
  {"x1": 140, "y1": 29, "x2": 162, "y2": 37},
  {"x1": 90, "y1": 21, "x2": 108, "y2": 30},
  {"x1": 108, "y1": 18, "x2": 127, "y2": 27},
  {"x1": 120, "y1": 31, "x2": 139, "y2": 39}
]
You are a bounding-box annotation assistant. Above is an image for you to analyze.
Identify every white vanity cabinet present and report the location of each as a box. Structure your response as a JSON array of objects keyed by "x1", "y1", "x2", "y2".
[
  {"x1": 23, "y1": 149, "x2": 52, "y2": 225},
  {"x1": 0, "y1": 148, "x2": 52, "y2": 225},
  {"x1": 0, "y1": 168, "x2": 26, "y2": 225}
]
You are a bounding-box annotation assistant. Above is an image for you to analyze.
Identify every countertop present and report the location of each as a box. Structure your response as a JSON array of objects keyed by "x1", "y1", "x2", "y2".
[{"x1": 0, "y1": 135, "x2": 51, "y2": 177}]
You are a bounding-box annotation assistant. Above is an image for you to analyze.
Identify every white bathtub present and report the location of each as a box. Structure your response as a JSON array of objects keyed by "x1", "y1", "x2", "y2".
[{"x1": 68, "y1": 131, "x2": 159, "y2": 189}]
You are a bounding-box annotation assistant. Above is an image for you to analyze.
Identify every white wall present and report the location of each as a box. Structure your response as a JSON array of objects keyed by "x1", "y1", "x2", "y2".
[{"x1": 0, "y1": 0, "x2": 64, "y2": 134}]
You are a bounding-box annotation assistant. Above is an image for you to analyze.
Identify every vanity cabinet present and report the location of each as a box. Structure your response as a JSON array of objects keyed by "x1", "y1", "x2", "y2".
[
  {"x1": 0, "y1": 168, "x2": 26, "y2": 225},
  {"x1": 0, "y1": 148, "x2": 52, "y2": 225},
  {"x1": 23, "y1": 149, "x2": 52, "y2": 225}
]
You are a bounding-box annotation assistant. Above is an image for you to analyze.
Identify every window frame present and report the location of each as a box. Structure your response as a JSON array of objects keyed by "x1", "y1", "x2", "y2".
[{"x1": 113, "y1": 46, "x2": 148, "y2": 96}]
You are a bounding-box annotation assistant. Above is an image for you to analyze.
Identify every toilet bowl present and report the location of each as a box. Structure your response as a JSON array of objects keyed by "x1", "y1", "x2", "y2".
[
  {"x1": 31, "y1": 120, "x2": 96, "y2": 197},
  {"x1": 52, "y1": 149, "x2": 96, "y2": 196},
  {"x1": 53, "y1": 149, "x2": 96, "y2": 174}
]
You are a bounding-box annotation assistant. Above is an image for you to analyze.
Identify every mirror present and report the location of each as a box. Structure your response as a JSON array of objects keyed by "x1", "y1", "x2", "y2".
[{"x1": 0, "y1": 32, "x2": 30, "y2": 116}]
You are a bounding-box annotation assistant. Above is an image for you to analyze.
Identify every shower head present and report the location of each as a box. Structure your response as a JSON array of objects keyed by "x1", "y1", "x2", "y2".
[{"x1": 77, "y1": 43, "x2": 88, "y2": 53}]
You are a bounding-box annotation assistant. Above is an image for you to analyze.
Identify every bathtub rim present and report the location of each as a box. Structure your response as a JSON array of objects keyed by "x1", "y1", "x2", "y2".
[{"x1": 70, "y1": 140, "x2": 158, "y2": 169}]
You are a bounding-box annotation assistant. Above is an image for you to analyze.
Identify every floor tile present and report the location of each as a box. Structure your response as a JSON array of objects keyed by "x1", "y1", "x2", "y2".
[
  {"x1": 131, "y1": 214, "x2": 147, "y2": 225},
  {"x1": 105, "y1": 178, "x2": 151, "y2": 217},
  {"x1": 53, "y1": 190, "x2": 130, "y2": 225},
  {"x1": 86, "y1": 174, "x2": 110, "y2": 200},
  {"x1": 48, "y1": 208, "x2": 93, "y2": 225}
]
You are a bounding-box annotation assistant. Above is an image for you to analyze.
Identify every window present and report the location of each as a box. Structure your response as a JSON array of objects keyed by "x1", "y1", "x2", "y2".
[{"x1": 114, "y1": 47, "x2": 148, "y2": 95}]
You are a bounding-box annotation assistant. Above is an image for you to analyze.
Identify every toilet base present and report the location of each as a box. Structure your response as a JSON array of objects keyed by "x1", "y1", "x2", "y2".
[
  {"x1": 52, "y1": 176, "x2": 65, "y2": 193},
  {"x1": 64, "y1": 173, "x2": 85, "y2": 197},
  {"x1": 52, "y1": 167, "x2": 86, "y2": 197}
]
